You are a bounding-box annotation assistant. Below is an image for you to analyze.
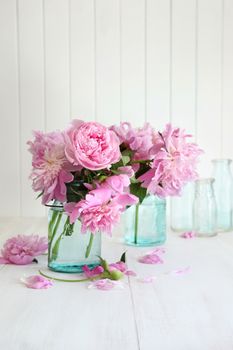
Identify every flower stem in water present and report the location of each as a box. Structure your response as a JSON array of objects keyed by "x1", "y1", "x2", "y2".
[
  {"x1": 134, "y1": 203, "x2": 139, "y2": 245},
  {"x1": 85, "y1": 233, "x2": 94, "y2": 258}
]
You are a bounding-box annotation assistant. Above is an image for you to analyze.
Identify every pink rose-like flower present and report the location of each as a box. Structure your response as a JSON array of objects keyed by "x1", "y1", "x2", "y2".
[
  {"x1": 22, "y1": 275, "x2": 53, "y2": 289},
  {"x1": 28, "y1": 130, "x2": 74, "y2": 204},
  {"x1": 65, "y1": 120, "x2": 121, "y2": 170},
  {"x1": 0, "y1": 235, "x2": 48, "y2": 265}
]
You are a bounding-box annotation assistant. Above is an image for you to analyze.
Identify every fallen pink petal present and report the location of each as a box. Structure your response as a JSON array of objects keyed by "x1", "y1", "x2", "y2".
[
  {"x1": 125, "y1": 270, "x2": 137, "y2": 277},
  {"x1": 22, "y1": 275, "x2": 53, "y2": 289},
  {"x1": 180, "y1": 231, "x2": 196, "y2": 239},
  {"x1": 147, "y1": 247, "x2": 166, "y2": 255},
  {"x1": 167, "y1": 266, "x2": 191, "y2": 276},
  {"x1": 82, "y1": 265, "x2": 104, "y2": 278},
  {"x1": 138, "y1": 276, "x2": 157, "y2": 283},
  {"x1": 138, "y1": 253, "x2": 164, "y2": 264},
  {"x1": 88, "y1": 279, "x2": 124, "y2": 291}
]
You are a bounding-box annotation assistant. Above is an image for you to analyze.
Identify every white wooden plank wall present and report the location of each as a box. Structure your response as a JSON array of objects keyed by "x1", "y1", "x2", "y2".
[{"x1": 0, "y1": 0, "x2": 233, "y2": 216}]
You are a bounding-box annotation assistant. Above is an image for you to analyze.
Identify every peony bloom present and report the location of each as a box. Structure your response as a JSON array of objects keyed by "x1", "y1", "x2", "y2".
[
  {"x1": 0, "y1": 235, "x2": 48, "y2": 265},
  {"x1": 22, "y1": 275, "x2": 53, "y2": 289},
  {"x1": 65, "y1": 187, "x2": 138, "y2": 235},
  {"x1": 28, "y1": 130, "x2": 74, "y2": 204},
  {"x1": 139, "y1": 124, "x2": 203, "y2": 197},
  {"x1": 65, "y1": 120, "x2": 121, "y2": 170},
  {"x1": 110, "y1": 122, "x2": 156, "y2": 160}
]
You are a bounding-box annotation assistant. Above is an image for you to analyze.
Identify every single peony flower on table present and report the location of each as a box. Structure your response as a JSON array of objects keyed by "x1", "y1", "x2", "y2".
[
  {"x1": 0, "y1": 235, "x2": 48, "y2": 265},
  {"x1": 28, "y1": 130, "x2": 74, "y2": 204},
  {"x1": 65, "y1": 120, "x2": 121, "y2": 170}
]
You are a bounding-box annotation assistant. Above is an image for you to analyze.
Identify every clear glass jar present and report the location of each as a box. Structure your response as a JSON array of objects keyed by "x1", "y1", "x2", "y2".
[
  {"x1": 124, "y1": 195, "x2": 166, "y2": 246},
  {"x1": 212, "y1": 159, "x2": 233, "y2": 232},
  {"x1": 48, "y1": 203, "x2": 101, "y2": 273},
  {"x1": 193, "y1": 178, "x2": 217, "y2": 237},
  {"x1": 171, "y1": 182, "x2": 194, "y2": 232}
]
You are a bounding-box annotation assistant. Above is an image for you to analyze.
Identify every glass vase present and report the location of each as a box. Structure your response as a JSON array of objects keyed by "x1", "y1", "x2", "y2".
[
  {"x1": 171, "y1": 182, "x2": 194, "y2": 232},
  {"x1": 193, "y1": 178, "x2": 217, "y2": 237},
  {"x1": 212, "y1": 159, "x2": 233, "y2": 232},
  {"x1": 124, "y1": 195, "x2": 166, "y2": 246},
  {"x1": 48, "y1": 203, "x2": 101, "y2": 273}
]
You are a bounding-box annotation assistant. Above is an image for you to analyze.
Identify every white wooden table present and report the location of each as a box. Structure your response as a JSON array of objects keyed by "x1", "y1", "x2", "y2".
[{"x1": 1, "y1": 217, "x2": 233, "y2": 350}]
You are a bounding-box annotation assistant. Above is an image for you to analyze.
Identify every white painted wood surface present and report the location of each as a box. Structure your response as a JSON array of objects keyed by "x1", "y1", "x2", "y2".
[
  {"x1": 1, "y1": 218, "x2": 233, "y2": 350},
  {"x1": 1, "y1": 0, "x2": 233, "y2": 217}
]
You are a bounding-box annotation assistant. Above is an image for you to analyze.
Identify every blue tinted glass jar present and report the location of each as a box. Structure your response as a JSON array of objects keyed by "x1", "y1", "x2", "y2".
[
  {"x1": 124, "y1": 195, "x2": 166, "y2": 246},
  {"x1": 193, "y1": 178, "x2": 217, "y2": 237},
  {"x1": 212, "y1": 159, "x2": 233, "y2": 232},
  {"x1": 48, "y1": 203, "x2": 101, "y2": 273}
]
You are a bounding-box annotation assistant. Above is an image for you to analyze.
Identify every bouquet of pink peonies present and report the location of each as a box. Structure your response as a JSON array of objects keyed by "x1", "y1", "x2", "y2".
[{"x1": 28, "y1": 120, "x2": 202, "y2": 264}]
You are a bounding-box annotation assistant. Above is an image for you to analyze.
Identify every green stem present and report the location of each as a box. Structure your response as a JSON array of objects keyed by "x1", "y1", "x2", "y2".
[
  {"x1": 48, "y1": 210, "x2": 59, "y2": 242},
  {"x1": 39, "y1": 270, "x2": 91, "y2": 283},
  {"x1": 48, "y1": 212, "x2": 63, "y2": 261},
  {"x1": 134, "y1": 203, "x2": 139, "y2": 245},
  {"x1": 85, "y1": 233, "x2": 94, "y2": 258}
]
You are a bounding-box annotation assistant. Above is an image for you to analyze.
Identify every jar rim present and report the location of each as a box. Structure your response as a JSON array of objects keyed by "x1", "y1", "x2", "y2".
[
  {"x1": 212, "y1": 158, "x2": 232, "y2": 163},
  {"x1": 195, "y1": 177, "x2": 215, "y2": 184}
]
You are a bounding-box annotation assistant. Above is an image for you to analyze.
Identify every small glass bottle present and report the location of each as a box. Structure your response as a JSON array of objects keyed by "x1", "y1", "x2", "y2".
[
  {"x1": 193, "y1": 178, "x2": 217, "y2": 237},
  {"x1": 212, "y1": 159, "x2": 233, "y2": 232},
  {"x1": 171, "y1": 182, "x2": 194, "y2": 232}
]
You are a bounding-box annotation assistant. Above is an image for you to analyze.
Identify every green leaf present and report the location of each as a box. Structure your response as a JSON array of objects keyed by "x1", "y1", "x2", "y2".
[
  {"x1": 36, "y1": 191, "x2": 43, "y2": 199},
  {"x1": 130, "y1": 183, "x2": 147, "y2": 204},
  {"x1": 120, "y1": 251, "x2": 127, "y2": 263}
]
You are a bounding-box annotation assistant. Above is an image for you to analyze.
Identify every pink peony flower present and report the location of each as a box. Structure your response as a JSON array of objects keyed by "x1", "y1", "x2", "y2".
[
  {"x1": 0, "y1": 235, "x2": 48, "y2": 265},
  {"x1": 65, "y1": 187, "x2": 138, "y2": 235},
  {"x1": 28, "y1": 130, "x2": 74, "y2": 204},
  {"x1": 22, "y1": 275, "x2": 53, "y2": 289},
  {"x1": 110, "y1": 122, "x2": 156, "y2": 160},
  {"x1": 139, "y1": 124, "x2": 203, "y2": 197},
  {"x1": 65, "y1": 120, "x2": 121, "y2": 170},
  {"x1": 82, "y1": 265, "x2": 104, "y2": 278}
]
